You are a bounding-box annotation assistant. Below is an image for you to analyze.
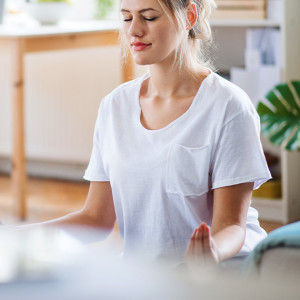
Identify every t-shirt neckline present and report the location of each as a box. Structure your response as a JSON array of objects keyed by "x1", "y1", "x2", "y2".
[{"x1": 135, "y1": 71, "x2": 213, "y2": 133}]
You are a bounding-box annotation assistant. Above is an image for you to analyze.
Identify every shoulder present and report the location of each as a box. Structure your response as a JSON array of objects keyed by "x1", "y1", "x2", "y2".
[
  {"x1": 100, "y1": 74, "x2": 147, "y2": 110},
  {"x1": 207, "y1": 72, "x2": 253, "y2": 111},
  {"x1": 204, "y1": 72, "x2": 258, "y2": 124}
]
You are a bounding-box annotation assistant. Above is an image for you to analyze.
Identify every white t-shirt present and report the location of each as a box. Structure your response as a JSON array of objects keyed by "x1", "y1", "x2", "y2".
[{"x1": 84, "y1": 72, "x2": 271, "y2": 263}]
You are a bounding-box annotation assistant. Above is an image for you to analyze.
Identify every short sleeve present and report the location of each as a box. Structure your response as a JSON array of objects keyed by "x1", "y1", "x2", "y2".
[
  {"x1": 211, "y1": 108, "x2": 271, "y2": 190},
  {"x1": 83, "y1": 100, "x2": 109, "y2": 182}
]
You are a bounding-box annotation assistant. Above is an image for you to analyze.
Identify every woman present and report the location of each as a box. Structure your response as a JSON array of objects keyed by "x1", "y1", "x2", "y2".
[{"x1": 10, "y1": 0, "x2": 271, "y2": 267}]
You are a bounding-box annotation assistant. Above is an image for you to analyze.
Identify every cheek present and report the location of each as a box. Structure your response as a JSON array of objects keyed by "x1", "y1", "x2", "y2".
[{"x1": 154, "y1": 26, "x2": 180, "y2": 51}]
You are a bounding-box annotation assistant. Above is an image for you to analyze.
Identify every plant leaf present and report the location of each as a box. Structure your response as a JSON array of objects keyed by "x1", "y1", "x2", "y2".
[
  {"x1": 285, "y1": 128, "x2": 300, "y2": 151},
  {"x1": 291, "y1": 81, "x2": 300, "y2": 99},
  {"x1": 261, "y1": 116, "x2": 284, "y2": 135},
  {"x1": 269, "y1": 122, "x2": 296, "y2": 146},
  {"x1": 257, "y1": 102, "x2": 274, "y2": 116},
  {"x1": 276, "y1": 83, "x2": 300, "y2": 114},
  {"x1": 257, "y1": 81, "x2": 300, "y2": 151},
  {"x1": 265, "y1": 90, "x2": 290, "y2": 114}
]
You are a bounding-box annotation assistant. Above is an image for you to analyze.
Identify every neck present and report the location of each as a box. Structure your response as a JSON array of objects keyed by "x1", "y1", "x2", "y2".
[{"x1": 146, "y1": 59, "x2": 208, "y2": 99}]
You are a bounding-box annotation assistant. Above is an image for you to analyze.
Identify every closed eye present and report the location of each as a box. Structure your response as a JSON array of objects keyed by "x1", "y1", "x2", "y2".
[
  {"x1": 123, "y1": 17, "x2": 158, "y2": 22},
  {"x1": 144, "y1": 17, "x2": 157, "y2": 21}
]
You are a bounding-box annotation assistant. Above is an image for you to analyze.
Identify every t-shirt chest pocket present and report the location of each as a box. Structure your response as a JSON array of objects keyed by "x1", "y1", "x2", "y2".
[{"x1": 166, "y1": 144, "x2": 211, "y2": 196}]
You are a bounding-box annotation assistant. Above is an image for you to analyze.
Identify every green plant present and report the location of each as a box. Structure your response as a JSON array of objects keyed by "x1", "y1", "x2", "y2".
[
  {"x1": 95, "y1": 0, "x2": 115, "y2": 19},
  {"x1": 257, "y1": 81, "x2": 300, "y2": 151}
]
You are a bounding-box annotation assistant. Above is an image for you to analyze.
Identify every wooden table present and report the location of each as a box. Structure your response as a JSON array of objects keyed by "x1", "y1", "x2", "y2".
[{"x1": 0, "y1": 20, "x2": 134, "y2": 220}]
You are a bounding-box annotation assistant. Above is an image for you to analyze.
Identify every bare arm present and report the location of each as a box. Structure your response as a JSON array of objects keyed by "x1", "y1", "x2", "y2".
[
  {"x1": 185, "y1": 182, "x2": 253, "y2": 264},
  {"x1": 210, "y1": 182, "x2": 253, "y2": 261},
  {"x1": 17, "y1": 181, "x2": 116, "y2": 242}
]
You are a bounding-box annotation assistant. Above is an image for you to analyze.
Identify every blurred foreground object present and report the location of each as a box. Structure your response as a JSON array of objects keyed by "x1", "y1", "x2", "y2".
[
  {"x1": 0, "y1": 227, "x2": 84, "y2": 283},
  {"x1": 244, "y1": 221, "x2": 300, "y2": 281},
  {"x1": 0, "y1": 225, "x2": 300, "y2": 299}
]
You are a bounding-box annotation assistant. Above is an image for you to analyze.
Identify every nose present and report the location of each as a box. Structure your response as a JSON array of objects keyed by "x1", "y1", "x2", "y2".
[{"x1": 128, "y1": 17, "x2": 144, "y2": 37}]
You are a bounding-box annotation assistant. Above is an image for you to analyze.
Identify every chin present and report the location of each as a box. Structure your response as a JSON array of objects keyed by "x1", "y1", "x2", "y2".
[
  {"x1": 134, "y1": 60, "x2": 151, "y2": 66},
  {"x1": 132, "y1": 56, "x2": 154, "y2": 66}
]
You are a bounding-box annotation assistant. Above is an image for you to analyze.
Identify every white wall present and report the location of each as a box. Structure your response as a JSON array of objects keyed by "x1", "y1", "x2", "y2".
[{"x1": 24, "y1": 47, "x2": 121, "y2": 163}]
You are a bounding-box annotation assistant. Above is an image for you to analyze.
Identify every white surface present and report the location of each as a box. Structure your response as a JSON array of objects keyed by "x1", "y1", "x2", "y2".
[
  {"x1": 267, "y1": 0, "x2": 283, "y2": 21},
  {"x1": 24, "y1": 46, "x2": 122, "y2": 163},
  {"x1": 0, "y1": 18, "x2": 120, "y2": 37},
  {"x1": 245, "y1": 49, "x2": 261, "y2": 69}
]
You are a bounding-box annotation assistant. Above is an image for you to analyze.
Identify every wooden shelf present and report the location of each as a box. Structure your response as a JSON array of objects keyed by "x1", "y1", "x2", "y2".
[{"x1": 210, "y1": 19, "x2": 281, "y2": 27}]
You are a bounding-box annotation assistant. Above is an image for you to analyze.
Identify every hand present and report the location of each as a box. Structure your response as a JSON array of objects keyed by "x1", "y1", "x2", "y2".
[{"x1": 185, "y1": 222, "x2": 220, "y2": 266}]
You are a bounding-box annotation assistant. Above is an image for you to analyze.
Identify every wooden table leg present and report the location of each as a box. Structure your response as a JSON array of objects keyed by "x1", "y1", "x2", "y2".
[{"x1": 11, "y1": 38, "x2": 27, "y2": 220}]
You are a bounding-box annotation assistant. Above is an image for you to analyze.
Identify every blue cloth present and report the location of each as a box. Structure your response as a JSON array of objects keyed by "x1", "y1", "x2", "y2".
[{"x1": 243, "y1": 221, "x2": 300, "y2": 272}]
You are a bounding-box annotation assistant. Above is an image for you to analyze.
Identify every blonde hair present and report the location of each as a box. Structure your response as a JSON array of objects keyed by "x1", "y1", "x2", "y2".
[{"x1": 119, "y1": 0, "x2": 217, "y2": 70}]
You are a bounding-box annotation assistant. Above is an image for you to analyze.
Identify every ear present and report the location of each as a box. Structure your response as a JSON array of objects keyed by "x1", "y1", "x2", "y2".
[{"x1": 186, "y1": 2, "x2": 197, "y2": 30}]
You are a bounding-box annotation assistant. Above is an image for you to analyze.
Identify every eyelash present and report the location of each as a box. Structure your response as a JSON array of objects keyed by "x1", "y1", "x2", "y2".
[{"x1": 123, "y1": 17, "x2": 157, "y2": 22}]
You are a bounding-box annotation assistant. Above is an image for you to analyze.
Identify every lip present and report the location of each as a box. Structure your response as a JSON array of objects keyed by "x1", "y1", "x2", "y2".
[{"x1": 131, "y1": 42, "x2": 151, "y2": 51}]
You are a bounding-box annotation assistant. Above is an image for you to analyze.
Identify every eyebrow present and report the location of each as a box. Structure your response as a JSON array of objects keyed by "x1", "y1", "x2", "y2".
[{"x1": 121, "y1": 8, "x2": 159, "y2": 13}]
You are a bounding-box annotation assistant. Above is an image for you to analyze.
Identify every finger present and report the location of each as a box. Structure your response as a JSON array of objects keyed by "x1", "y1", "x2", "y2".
[
  {"x1": 191, "y1": 228, "x2": 198, "y2": 239},
  {"x1": 202, "y1": 225, "x2": 216, "y2": 263},
  {"x1": 185, "y1": 238, "x2": 194, "y2": 258},
  {"x1": 202, "y1": 224, "x2": 211, "y2": 253},
  {"x1": 194, "y1": 227, "x2": 204, "y2": 260},
  {"x1": 185, "y1": 229, "x2": 197, "y2": 260}
]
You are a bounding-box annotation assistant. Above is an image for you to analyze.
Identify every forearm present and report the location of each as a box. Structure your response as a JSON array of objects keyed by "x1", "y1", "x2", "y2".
[
  {"x1": 15, "y1": 209, "x2": 114, "y2": 243},
  {"x1": 212, "y1": 224, "x2": 245, "y2": 262},
  {"x1": 18, "y1": 210, "x2": 98, "y2": 229}
]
